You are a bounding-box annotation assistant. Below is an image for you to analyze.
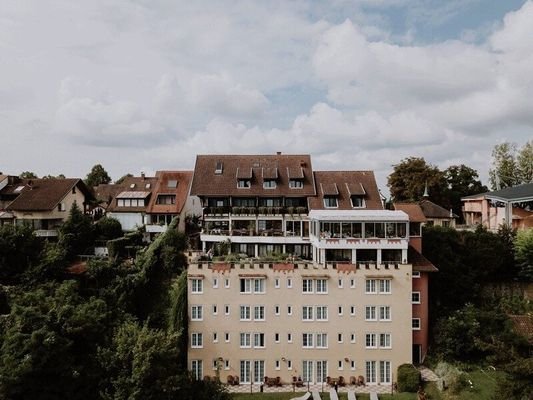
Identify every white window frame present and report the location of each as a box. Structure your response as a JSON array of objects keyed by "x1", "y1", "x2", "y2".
[
  {"x1": 338, "y1": 305, "x2": 343, "y2": 316},
  {"x1": 275, "y1": 277, "x2": 280, "y2": 288},
  {"x1": 225, "y1": 332, "x2": 230, "y2": 342},
  {"x1": 302, "y1": 306, "x2": 314, "y2": 321},
  {"x1": 365, "y1": 333, "x2": 377, "y2": 349},
  {"x1": 240, "y1": 332, "x2": 251, "y2": 348},
  {"x1": 254, "y1": 305, "x2": 265, "y2": 321},
  {"x1": 337, "y1": 333, "x2": 343, "y2": 343},
  {"x1": 212, "y1": 304, "x2": 218, "y2": 315},
  {"x1": 240, "y1": 305, "x2": 251, "y2": 321},
  {"x1": 338, "y1": 278, "x2": 343, "y2": 288},
  {"x1": 350, "y1": 278, "x2": 356, "y2": 288},
  {"x1": 287, "y1": 333, "x2": 293, "y2": 343},
  {"x1": 191, "y1": 332, "x2": 203, "y2": 348},
  {"x1": 316, "y1": 306, "x2": 328, "y2": 321},
  {"x1": 224, "y1": 304, "x2": 230, "y2": 315},
  {"x1": 275, "y1": 305, "x2": 280, "y2": 315},
  {"x1": 213, "y1": 332, "x2": 218, "y2": 343},
  {"x1": 379, "y1": 333, "x2": 392, "y2": 349},
  {"x1": 302, "y1": 333, "x2": 314, "y2": 348},
  {"x1": 287, "y1": 305, "x2": 293, "y2": 316},
  {"x1": 316, "y1": 279, "x2": 328, "y2": 294},
  {"x1": 213, "y1": 278, "x2": 218, "y2": 289},
  {"x1": 412, "y1": 318, "x2": 421, "y2": 330},
  {"x1": 350, "y1": 305, "x2": 356, "y2": 316},
  {"x1": 379, "y1": 306, "x2": 391, "y2": 321},
  {"x1": 287, "y1": 277, "x2": 293, "y2": 288},
  {"x1": 413, "y1": 271, "x2": 421, "y2": 278},
  {"x1": 191, "y1": 279, "x2": 203, "y2": 294},
  {"x1": 253, "y1": 333, "x2": 265, "y2": 348},
  {"x1": 191, "y1": 305, "x2": 203, "y2": 321},
  {"x1": 316, "y1": 333, "x2": 328, "y2": 349},
  {"x1": 275, "y1": 333, "x2": 280, "y2": 343},
  {"x1": 191, "y1": 360, "x2": 203, "y2": 380},
  {"x1": 225, "y1": 278, "x2": 230, "y2": 288},
  {"x1": 412, "y1": 292, "x2": 421, "y2": 304},
  {"x1": 350, "y1": 333, "x2": 356, "y2": 343},
  {"x1": 302, "y1": 279, "x2": 314, "y2": 293},
  {"x1": 365, "y1": 279, "x2": 377, "y2": 294},
  {"x1": 379, "y1": 279, "x2": 391, "y2": 294},
  {"x1": 365, "y1": 306, "x2": 377, "y2": 321}
]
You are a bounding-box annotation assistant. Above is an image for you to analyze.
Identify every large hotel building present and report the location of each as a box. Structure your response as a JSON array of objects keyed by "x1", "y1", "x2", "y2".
[{"x1": 187, "y1": 154, "x2": 436, "y2": 386}]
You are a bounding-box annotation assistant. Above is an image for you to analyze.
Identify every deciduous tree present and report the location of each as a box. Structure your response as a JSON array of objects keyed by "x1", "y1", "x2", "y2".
[
  {"x1": 387, "y1": 157, "x2": 448, "y2": 206},
  {"x1": 85, "y1": 164, "x2": 112, "y2": 187}
]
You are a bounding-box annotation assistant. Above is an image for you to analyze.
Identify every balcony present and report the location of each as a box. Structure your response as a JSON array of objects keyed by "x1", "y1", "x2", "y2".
[
  {"x1": 145, "y1": 224, "x2": 168, "y2": 233},
  {"x1": 203, "y1": 206, "x2": 308, "y2": 217},
  {"x1": 34, "y1": 229, "x2": 59, "y2": 237}
]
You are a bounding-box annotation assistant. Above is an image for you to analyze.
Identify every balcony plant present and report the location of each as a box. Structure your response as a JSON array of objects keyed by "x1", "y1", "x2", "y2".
[
  {"x1": 258, "y1": 206, "x2": 267, "y2": 215},
  {"x1": 296, "y1": 206, "x2": 306, "y2": 215}
]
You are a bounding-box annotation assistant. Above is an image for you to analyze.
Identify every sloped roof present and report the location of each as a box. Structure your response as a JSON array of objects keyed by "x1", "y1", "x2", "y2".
[
  {"x1": 106, "y1": 176, "x2": 157, "y2": 213},
  {"x1": 6, "y1": 179, "x2": 92, "y2": 211},
  {"x1": 190, "y1": 154, "x2": 316, "y2": 197},
  {"x1": 147, "y1": 170, "x2": 193, "y2": 214},
  {"x1": 94, "y1": 183, "x2": 123, "y2": 207},
  {"x1": 462, "y1": 183, "x2": 533, "y2": 203},
  {"x1": 393, "y1": 203, "x2": 427, "y2": 222},
  {"x1": 408, "y1": 246, "x2": 438, "y2": 272},
  {"x1": 308, "y1": 171, "x2": 383, "y2": 210},
  {"x1": 419, "y1": 199, "x2": 457, "y2": 219},
  {"x1": 508, "y1": 314, "x2": 533, "y2": 343}
]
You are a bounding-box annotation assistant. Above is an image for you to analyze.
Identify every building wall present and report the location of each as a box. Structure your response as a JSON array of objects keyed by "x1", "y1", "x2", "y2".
[
  {"x1": 412, "y1": 272, "x2": 429, "y2": 362},
  {"x1": 12, "y1": 190, "x2": 87, "y2": 222},
  {"x1": 187, "y1": 262, "x2": 412, "y2": 385},
  {"x1": 108, "y1": 212, "x2": 145, "y2": 231},
  {"x1": 181, "y1": 194, "x2": 202, "y2": 231}
]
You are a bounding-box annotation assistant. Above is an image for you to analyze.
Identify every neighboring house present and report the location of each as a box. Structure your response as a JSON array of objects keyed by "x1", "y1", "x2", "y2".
[
  {"x1": 462, "y1": 183, "x2": 533, "y2": 231},
  {"x1": 146, "y1": 170, "x2": 201, "y2": 235},
  {"x1": 394, "y1": 203, "x2": 437, "y2": 364},
  {"x1": 2, "y1": 178, "x2": 93, "y2": 237},
  {"x1": 187, "y1": 153, "x2": 436, "y2": 386},
  {"x1": 99, "y1": 171, "x2": 200, "y2": 235},
  {"x1": 105, "y1": 174, "x2": 158, "y2": 231},
  {"x1": 190, "y1": 154, "x2": 316, "y2": 258},
  {"x1": 419, "y1": 199, "x2": 457, "y2": 228}
]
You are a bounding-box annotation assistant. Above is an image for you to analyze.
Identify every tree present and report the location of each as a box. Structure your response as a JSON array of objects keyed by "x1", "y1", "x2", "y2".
[
  {"x1": 516, "y1": 139, "x2": 533, "y2": 184},
  {"x1": 59, "y1": 201, "x2": 95, "y2": 259},
  {"x1": 94, "y1": 217, "x2": 123, "y2": 241},
  {"x1": 42, "y1": 174, "x2": 66, "y2": 179},
  {"x1": 489, "y1": 141, "x2": 533, "y2": 189},
  {"x1": 444, "y1": 164, "x2": 487, "y2": 222},
  {"x1": 495, "y1": 357, "x2": 533, "y2": 400},
  {"x1": 515, "y1": 228, "x2": 533, "y2": 280},
  {"x1": 19, "y1": 171, "x2": 38, "y2": 179},
  {"x1": 85, "y1": 164, "x2": 112, "y2": 187},
  {"x1": 0, "y1": 224, "x2": 43, "y2": 284},
  {"x1": 387, "y1": 157, "x2": 448, "y2": 206}
]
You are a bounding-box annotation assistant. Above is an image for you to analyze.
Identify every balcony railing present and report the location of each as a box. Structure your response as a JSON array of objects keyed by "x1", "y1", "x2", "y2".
[
  {"x1": 203, "y1": 206, "x2": 308, "y2": 216},
  {"x1": 203, "y1": 228, "x2": 305, "y2": 237}
]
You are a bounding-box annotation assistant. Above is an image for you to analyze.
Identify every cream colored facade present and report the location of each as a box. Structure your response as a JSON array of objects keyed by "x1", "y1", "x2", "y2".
[
  {"x1": 187, "y1": 260, "x2": 413, "y2": 386},
  {"x1": 12, "y1": 189, "x2": 87, "y2": 236}
]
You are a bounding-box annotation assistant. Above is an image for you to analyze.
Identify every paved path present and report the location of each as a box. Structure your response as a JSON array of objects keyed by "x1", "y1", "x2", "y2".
[
  {"x1": 227, "y1": 383, "x2": 393, "y2": 394},
  {"x1": 419, "y1": 366, "x2": 439, "y2": 382}
]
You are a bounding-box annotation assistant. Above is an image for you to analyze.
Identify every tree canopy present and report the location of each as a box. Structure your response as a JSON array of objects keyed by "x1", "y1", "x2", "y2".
[
  {"x1": 489, "y1": 140, "x2": 533, "y2": 189},
  {"x1": 19, "y1": 171, "x2": 38, "y2": 179},
  {"x1": 85, "y1": 164, "x2": 112, "y2": 188}
]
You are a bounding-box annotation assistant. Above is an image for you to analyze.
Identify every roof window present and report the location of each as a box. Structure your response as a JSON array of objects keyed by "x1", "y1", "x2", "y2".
[{"x1": 167, "y1": 180, "x2": 178, "y2": 188}]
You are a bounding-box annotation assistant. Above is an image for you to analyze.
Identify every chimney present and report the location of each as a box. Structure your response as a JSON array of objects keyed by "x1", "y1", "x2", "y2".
[
  {"x1": 141, "y1": 171, "x2": 145, "y2": 180},
  {"x1": 276, "y1": 151, "x2": 281, "y2": 155},
  {"x1": 28, "y1": 180, "x2": 33, "y2": 189}
]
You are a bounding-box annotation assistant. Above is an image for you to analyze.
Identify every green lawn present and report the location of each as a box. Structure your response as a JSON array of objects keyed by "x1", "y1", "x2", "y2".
[
  {"x1": 231, "y1": 369, "x2": 502, "y2": 400},
  {"x1": 231, "y1": 391, "x2": 418, "y2": 400}
]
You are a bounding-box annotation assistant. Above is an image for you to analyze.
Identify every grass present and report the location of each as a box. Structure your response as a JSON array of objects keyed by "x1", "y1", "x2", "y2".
[
  {"x1": 231, "y1": 368, "x2": 502, "y2": 400},
  {"x1": 231, "y1": 391, "x2": 418, "y2": 399}
]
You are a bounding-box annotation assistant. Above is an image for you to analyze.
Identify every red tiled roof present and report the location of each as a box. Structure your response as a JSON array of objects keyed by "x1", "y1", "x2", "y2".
[
  {"x1": 190, "y1": 154, "x2": 316, "y2": 197},
  {"x1": 419, "y1": 199, "x2": 457, "y2": 219},
  {"x1": 508, "y1": 314, "x2": 533, "y2": 343},
  {"x1": 408, "y1": 246, "x2": 438, "y2": 272},
  {"x1": 147, "y1": 171, "x2": 193, "y2": 215},
  {"x1": 308, "y1": 171, "x2": 383, "y2": 210},
  {"x1": 321, "y1": 183, "x2": 339, "y2": 196},
  {"x1": 394, "y1": 203, "x2": 428, "y2": 222},
  {"x1": 6, "y1": 179, "x2": 92, "y2": 211},
  {"x1": 105, "y1": 176, "x2": 157, "y2": 213}
]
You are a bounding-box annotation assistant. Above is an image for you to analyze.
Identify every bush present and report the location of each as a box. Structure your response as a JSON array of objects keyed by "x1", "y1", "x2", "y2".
[{"x1": 397, "y1": 364, "x2": 420, "y2": 392}]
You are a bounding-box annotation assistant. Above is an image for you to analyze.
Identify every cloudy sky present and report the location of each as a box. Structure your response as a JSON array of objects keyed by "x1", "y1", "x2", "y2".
[{"x1": 2, "y1": 0, "x2": 532, "y2": 191}]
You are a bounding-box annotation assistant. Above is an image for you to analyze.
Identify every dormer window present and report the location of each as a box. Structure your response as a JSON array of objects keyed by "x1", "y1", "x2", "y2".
[
  {"x1": 237, "y1": 179, "x2": 251, "y2": 188},
  {"x1": 351, "y1": 195, "x2": 365, "y2": 208},
  {"x1": 323, "y1": 196, "x2": 338, "y2": 208},
  {"x1": 289, "y1": 179, "x2": 303, "y2": 189},
  {"x1": 215, "y1": 161, "x2": 223, "y2": 175},
  {"x1": 130, "y1": 183, "x2": 136, "y2": 189},
  {"x1": 167, "y1": 180, "x2": 177, "y2": 188},
  {"x1": 263, "y1": 180, "x2": 276, "y2": 189}
]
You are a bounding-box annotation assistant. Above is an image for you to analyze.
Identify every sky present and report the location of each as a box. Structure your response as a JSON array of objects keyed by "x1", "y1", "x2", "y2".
[{"x1": 1, "y1": 0, "x2": 532, "y2": 193}]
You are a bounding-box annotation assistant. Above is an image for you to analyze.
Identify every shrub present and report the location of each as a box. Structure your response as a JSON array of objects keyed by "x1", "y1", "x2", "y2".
[{"x1": 397, "y1": 364, "x2": 420, "y2": 392}]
